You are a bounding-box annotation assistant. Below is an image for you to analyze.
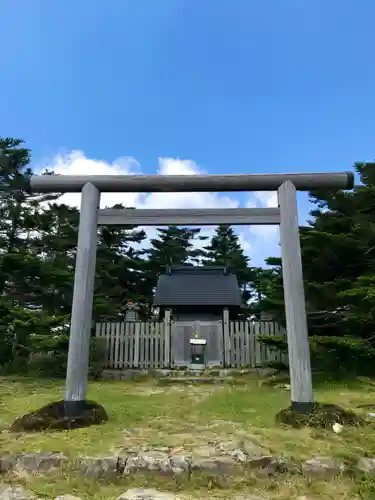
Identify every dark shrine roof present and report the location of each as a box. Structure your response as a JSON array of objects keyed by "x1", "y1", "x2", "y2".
[{"x1": 153, "y1": 265, "x2": 242, "y2": 307}]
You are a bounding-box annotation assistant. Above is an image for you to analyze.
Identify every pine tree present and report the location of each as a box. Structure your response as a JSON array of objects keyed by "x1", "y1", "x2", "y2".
[
  {"x1": 32, "y1": 203, "x2": 80, "y2": 314},
  {"x1": 142, "y1": 226, "x2": 205, "y2": 292},
  {"x1": 0, "y1": 138, "x2": 63, "y2": 364},
  {"x1": 0, "y1": 138, "x2": 59, "y2": 307},
  {"x1": 95, "y1": 207, "x2": 148, "y2": 320},
  {"x1": 203, "y1": 225, "x2": 254, "y2": 304},
  {"x1": 255, "y1": 162, "x2": 375, "y2": 337},
  {"x1": 144, "y1": 226, "x2": 203, "y2": 267}
]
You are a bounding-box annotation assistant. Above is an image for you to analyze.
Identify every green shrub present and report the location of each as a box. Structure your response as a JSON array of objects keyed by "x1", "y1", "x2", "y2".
[
  {"x1": 261, "y1": 360, "x2": 289, "y2": 371},
  {"x1": 258, "y1": 334, "x2": 375, "y2": 376},
  {"x1": 89, "y1": 337, "x2": 107, "y2": 380},
  {"x1": 0, "y1": 356, "x2": 29, "y2": 375},
  {"x1": 27, "y1": 353, "x2": 67, "y2": 378},
  {"x1": 257, "y1": 335, "x2": 287, "y2": 352},
  {"x1": 2, "y1": 337, "x2": 107, "y2": 380},
  {"x1": 310, "y1": 336, "x2": 375, "y2": 376}
]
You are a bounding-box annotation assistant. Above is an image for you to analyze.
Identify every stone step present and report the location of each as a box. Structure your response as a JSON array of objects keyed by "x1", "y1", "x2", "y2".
[
  {"x1": 157, "y1": 376, "x2": 238, "y2": 385},
  {"x1": 101, "y1": 367, "x2": 278, "y2": 381}
]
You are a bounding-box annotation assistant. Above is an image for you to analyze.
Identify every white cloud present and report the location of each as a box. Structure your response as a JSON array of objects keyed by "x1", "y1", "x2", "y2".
[
  {"x1": 246, "y1": 191, "x2": 278, "y2": 209},
  {"x1": 47, "y1": 151, "x2": 142, "y2": 209},
  {"x1": 141, "y1": 157, "x2": 240, "y2": 211},
  {"x1": 245, "y1": 190, "x2": 280, "y2": 260},
  {"x1": 40, "y1": 151, "x2": 280, "y2": 265}
]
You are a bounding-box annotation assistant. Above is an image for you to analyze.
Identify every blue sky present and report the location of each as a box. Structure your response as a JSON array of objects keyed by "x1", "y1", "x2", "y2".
[{"x1": 1, "y1": 0, "x2": 374, "y2": 265}]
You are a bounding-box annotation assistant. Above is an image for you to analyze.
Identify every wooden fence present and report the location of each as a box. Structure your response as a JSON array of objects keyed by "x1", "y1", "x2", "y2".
[
  {"x1": 224, "y1": 320, "x2": 285, "y2": 368},
  {"x1": 96, "y1": 320, "x2": 286, "y2": 369},
  {"x1": 95, "y1": 321, "x2": 169, "y2": 369}
]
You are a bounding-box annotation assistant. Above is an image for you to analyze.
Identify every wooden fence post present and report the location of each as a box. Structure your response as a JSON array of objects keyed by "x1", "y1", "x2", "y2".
[
  {"x1": 223, "y1": 308, "x2": 230, "y2": 367},
  {"x1": 164, "y1": 310, "x2": 171, "y2": 368},
  {"x1": 133, "y1": 322, "x2": 140, "y2": 368}
]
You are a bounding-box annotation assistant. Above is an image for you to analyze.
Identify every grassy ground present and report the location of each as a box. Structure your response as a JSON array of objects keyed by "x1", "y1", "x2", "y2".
[{"x1": 1, "y1": 374, "x2": 375, "y2": 499}]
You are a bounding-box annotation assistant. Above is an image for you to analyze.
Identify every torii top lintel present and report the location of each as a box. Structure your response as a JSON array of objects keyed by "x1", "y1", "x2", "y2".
[{"x1": 27, "y1": 171, "x2": 354, "y2": 193}]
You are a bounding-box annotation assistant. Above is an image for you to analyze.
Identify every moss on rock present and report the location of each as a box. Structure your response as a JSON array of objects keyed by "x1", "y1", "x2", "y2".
[
  {"x1": 276, "y1": 402, "x2": 364, "y2": 429},
  {"x1": 10, "y1": 400, "x2": 108, "y2": 432}
]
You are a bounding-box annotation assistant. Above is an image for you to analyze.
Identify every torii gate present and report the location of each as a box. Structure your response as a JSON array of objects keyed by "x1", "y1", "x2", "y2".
[{"x1": 28, "y1": 171, "x2": 354, "y2": 415}]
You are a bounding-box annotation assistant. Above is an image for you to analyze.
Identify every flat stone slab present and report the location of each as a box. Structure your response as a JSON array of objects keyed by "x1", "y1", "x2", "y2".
[
  {"x1": 118, "y1": 489, "x2": 176, "y2": 500},
  {"x1": 158, "y1": 377, "x2": 236, "y2": 384},
  {"x1": 55, "y1": 496, "x2": 83, "y2": 500},
  {"x1": 301, "y1": 456, "x2": 345, "y2": 477}
]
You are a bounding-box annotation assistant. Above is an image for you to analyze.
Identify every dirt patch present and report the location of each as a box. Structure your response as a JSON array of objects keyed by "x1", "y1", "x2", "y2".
[
  {"x1": 132, "y1": 388, "x2": 167, "y2": 396},
  {"x1": 119, "y1": 417, "x2": 251, "y2": 455},
  {"x1": 127, "y1": 384, "x2": 217, "y2": 401}
]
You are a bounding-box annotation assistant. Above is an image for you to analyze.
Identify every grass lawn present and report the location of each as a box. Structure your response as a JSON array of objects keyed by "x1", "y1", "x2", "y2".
[{"x1": 1, "y1": 374, "x2": 375, "y2": 499}]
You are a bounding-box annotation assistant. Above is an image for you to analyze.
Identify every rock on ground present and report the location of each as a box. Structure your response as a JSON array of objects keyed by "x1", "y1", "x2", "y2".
[
  {"x1": 0, "y1": 486, "x2": 34, "y2": 500},
  {"x1": 117, "y1": 489, "x2": 176, "y2": 500},
  {"x1": 79, "y1": 456, "x2": 120, "y2": 479},
  {"x1": 10, "y1": 400, "x2": 108, "y2": 432},
  {"x1": 54, "y1": 496, "x2": 83, "y2": 500},
  {"x1": 357, "y1": 456, "x2": 375, "y2": 475},
  {"x1": 302, "y1": 456, "x2": 345, "y2": 477},
  {"x1": 233, "y1": 496, "x2": 265, "y2": 500},
  {"x1": 15, "y1": 452, "x2": 67, "y2": 473}
]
